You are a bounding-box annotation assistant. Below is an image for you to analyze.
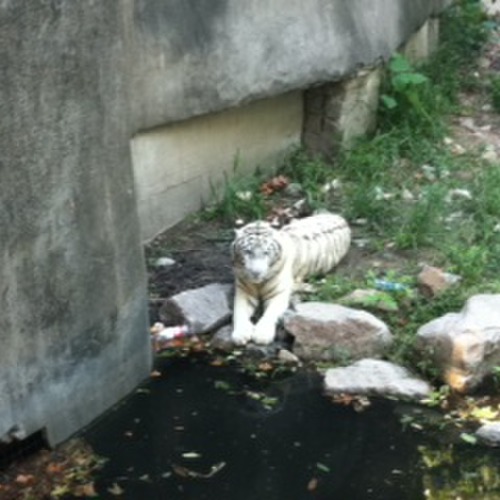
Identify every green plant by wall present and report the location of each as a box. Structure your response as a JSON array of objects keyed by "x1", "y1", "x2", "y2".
[{"x1": 380, "y1": 54, "x2": 436, "y2": 135}]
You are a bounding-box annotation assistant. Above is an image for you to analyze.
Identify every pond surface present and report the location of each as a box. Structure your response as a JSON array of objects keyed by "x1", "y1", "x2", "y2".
[{"x1": 84, "y1": 354, "x2": 500, "y2": 500}]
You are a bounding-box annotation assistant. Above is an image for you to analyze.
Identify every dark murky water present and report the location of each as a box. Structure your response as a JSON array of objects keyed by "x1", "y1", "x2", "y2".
[{"x1": 84, "y1": 355, "x2": 500, "y2": 500}]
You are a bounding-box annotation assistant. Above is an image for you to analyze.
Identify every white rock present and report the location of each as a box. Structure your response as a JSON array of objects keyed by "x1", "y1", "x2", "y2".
[
  {"x1": 236, "y1": 190, "x2": 253, "y2": 201},
  {"x1": 278, "y1": 349, "x2": 301, "y2": 364},
  {"x1": 401, "y1": 188, "x2": 415, "y2": 201},
  {"x1": 421, "y1": 164, "x2": 436, "y2": 181},
  {"x1": 459, "y1": 117, "x2": 476, "y2": 131},
  {"x1": 324, "y1": 359, "x2": 432, "y2": 400},
  {"x1": 284, "y1": 302, "x2": 392, "y2": 361},
  {"x1": 483, "y1": 0, "x2": 500, "y2": 15},
  {"x1": 481, "y1": 149, "x2": 499, "y2": 164},
  {"x1": 284, "y1": 182, "x2": 303, "y2": 197},
  {"x1": 476, "y1": 422, "x2": 500, "y2": 447},
  {"x1": 445, "y1": 188, "x2": 473, "y2": 203},
  {"x1": 450, "y1": 143, "x2": 466, "y2": 156},
  {"x1": 155, "y1": 257, "x2": 176, "y2": 268},
  {"x1": 353, "y1": 238, "x2": 370, "y2": 248},
  {"x1": 416, "y1": 294, "x2": 500, "y2": 392}
]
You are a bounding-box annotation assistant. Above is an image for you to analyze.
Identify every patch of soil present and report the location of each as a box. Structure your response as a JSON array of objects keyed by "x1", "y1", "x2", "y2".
[
  {"x1": 145, "y1": 217, "x2": 234, "y2": 322},
  {"x1": 0, "y1": 439, "x2": 104, "y2": 500}
]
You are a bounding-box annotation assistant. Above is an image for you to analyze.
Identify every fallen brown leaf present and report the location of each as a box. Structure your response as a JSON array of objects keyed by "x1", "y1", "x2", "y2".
[
  {"x1": 15, "y1": 474, "x2": 35, "y2": 485},
  {"x1": 74, "y1": 482, "x2": 98, "y2": 497},
  {"x1": 307, "y1": 477, "x2": 319, "y2": 491},
  {"x1": 46, "y1": 462, "x2": 64, "y2": 474},
  {"x1": 258, "y1": 362, "x2": 274, "y2": 372}
]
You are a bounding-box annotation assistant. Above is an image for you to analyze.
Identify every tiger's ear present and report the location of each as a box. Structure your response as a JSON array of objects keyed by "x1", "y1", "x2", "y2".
[{"x1": 234, "y1": 228, "x2": 243, "y2": 239}]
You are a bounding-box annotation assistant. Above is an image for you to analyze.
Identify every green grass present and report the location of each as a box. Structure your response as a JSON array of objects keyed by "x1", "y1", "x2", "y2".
[
  {"x1": 305, "y1": 0, "x2": 499, "y2": 370},
  {"x1": 201, "y1": 0, "x2": 499, "y2": 372},
  {"x1": 203, "y1": 155, "x2": 268, "y2": 223},
  {"x1": 491, "y1": 76, "x2": 500, "y2": 112}
]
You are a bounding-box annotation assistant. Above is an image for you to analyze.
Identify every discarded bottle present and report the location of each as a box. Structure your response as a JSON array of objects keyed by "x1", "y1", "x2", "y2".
[
  {"x1": 150, "y1": 322, "x2": 192, "y2": 352},
  {"x1": 374, "y1": 279, "x2": 408, "y2": 292},
  {"x1": 156, "y1": 324, "x2": 190, "y2": 340}
]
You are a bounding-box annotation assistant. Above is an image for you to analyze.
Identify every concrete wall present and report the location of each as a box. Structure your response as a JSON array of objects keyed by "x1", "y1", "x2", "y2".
[
  {"x1": 0, "y1": 0, "x2": 448, "y2": 446},
  {"x1": 0, "y1": 2, "x2": 151, "y2": 446},
  {"x1": 132, "y1": 92, "x2": 302, "y2": 242},
  {"x1": 131, "y1": 0, "x2": 450, "y2": 240}
]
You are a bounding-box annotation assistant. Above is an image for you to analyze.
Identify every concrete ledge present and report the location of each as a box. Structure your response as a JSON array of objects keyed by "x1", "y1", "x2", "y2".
[
  {"x1": 132, "y1": 92, "x2": 302, "y2": 241},
  {"x1": 131, "y1": 0, "x2": 447, "y2": 129}
]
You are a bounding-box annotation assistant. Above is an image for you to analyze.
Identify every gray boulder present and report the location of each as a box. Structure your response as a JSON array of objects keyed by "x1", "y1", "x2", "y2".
[
  {"x1": 284, "y1": 302, "x2": 392, "y2": 361},
  {"x1": 160, "y1": 283, "x2": 233, "y2": 334},
  {"x1": 476, "y1": 422, "x2": 500, "y2": 447},
  {"x1": 416, "y1": 294, "x2": 500, "y2": 393},
  {"x1": 210, "y1": 324, "x2": 235, "y2": 351},
  {"x1": 324, "y1": 359, "x2": 432, "y2": 400}
]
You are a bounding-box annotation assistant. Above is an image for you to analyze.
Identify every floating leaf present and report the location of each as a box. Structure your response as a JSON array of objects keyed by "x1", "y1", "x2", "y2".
[
  {"x1": 316, "y1": 462, "x2": 330, "y2": 473},
  {"x1": 214, "y1": 380, "x2": 231, "y2": 391},
  {"x1": 108, "y1": 483, "x2": 125, "y2": 495},
  {"x1": 381, "y1": 95, "x2": 398, "y2": 110},
  {"x1": 460, "y1": 433, "x2": 478, "y2": 445},
  {"x1": 470, "y1": 406, "x2": 498, "y2": 421}
]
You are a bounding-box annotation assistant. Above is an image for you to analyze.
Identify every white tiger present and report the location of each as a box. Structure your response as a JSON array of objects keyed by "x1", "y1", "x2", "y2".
[{"x1": 230, "y1": 212, "x2": 351, "y2": 345}]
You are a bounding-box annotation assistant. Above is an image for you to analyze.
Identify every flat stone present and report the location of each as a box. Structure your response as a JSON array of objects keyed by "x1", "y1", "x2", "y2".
[
  {"x1": 160, "y1": 283, "x2": 233, "y2": 334},
  {"x1": 278, "y1": 349, "x2": 301, "y2": 364},
  {"x1": 416, "y1": 294, "x2": 500, "y2": 392},
  {"x1": 324, "y1": 359, "x2": 432, "y2": 400},
  {"x1": 284, "y1": 302, "x2": 392, "y2": 361},
  {"x1": 481, "y1": 149, "x2": 499, "y2": 164},
  {"x1": 476, "y1": 422, "x2": 500, "y2": 447}
]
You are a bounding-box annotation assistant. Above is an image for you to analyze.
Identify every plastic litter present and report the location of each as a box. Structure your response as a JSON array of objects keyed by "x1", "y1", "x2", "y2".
[
  {"x1": 374, "y1": 279, "x2": 408, "y2": 292},
  {"x1": 150, "y1": 322, "x2": 192, "y2": 351}
]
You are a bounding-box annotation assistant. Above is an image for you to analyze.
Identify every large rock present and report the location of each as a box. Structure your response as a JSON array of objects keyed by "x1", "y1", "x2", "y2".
[
  {"x1": 324, "y1": 359, "x2": 432, "y2": 400},
  {"x1": 476, "y1": 422, "x2": 500, "y2": 447},
  {"x1": 160, "y1": 283, "x2": 233, "y2": 334},
  {"x1": 416, "y1": 294, "x2": 500, "y2": 393},
  {"x1": 283, "y1": 302, "x2": 392, "y2": 361}
]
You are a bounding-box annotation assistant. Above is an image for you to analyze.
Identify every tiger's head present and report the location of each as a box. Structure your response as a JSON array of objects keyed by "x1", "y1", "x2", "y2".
[{"x1": 231, "y1": 221, "x2": 284, "y2": 284}]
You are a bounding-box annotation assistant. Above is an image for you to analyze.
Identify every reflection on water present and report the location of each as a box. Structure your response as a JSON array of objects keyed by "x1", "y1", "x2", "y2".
[
  {"x1": 420, "y1": 445, "x2": 500, "y2": 499},
  {"x1": 83, "y1": 355, "x2": 500, "y2": 500}
]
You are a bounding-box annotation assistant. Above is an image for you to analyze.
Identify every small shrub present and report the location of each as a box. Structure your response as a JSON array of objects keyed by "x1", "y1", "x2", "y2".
[{"x1": 204, "y1": 156, "x2": 268, "y2": 222}]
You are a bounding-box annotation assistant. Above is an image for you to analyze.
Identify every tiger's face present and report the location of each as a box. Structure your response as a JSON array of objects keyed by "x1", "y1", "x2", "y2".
[{"x1": 231, "y1": 221, "x2": 283, "y2": 284}]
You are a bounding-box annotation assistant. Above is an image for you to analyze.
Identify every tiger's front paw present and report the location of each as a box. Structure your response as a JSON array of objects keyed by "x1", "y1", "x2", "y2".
[
  {"x1": 231, "y1": 322, "x2": 254, "y2": 345},
  {"x1": 251, "y1": 321, "x2": 276, "y2": 345}
]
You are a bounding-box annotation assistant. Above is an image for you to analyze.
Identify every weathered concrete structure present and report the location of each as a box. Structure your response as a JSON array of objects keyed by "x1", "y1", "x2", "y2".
[{"x1": 0, "y1": 0, "x2": 449, "y2": 446}]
